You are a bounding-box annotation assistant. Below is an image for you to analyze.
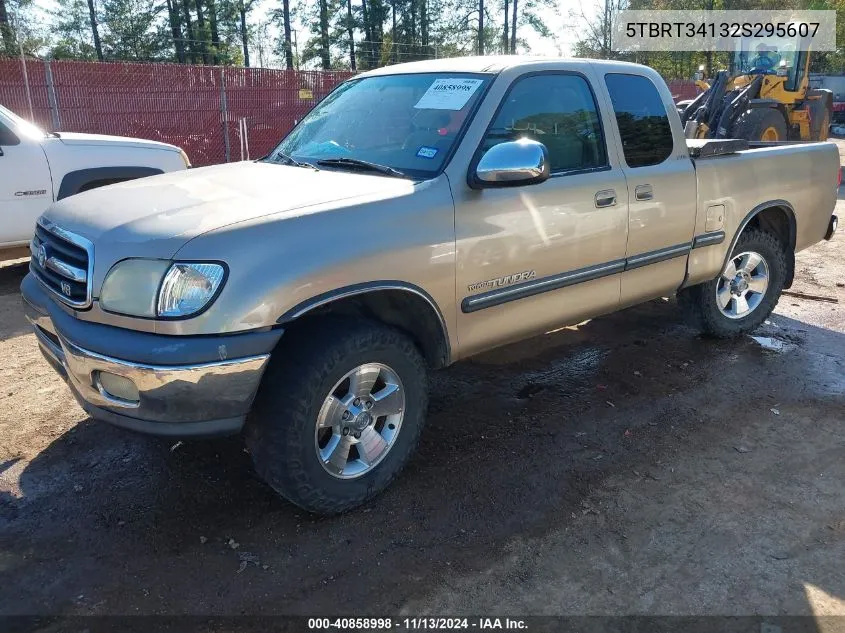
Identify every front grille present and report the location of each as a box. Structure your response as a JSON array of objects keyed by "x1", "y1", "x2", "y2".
[{"x1": 30, "y1": 219, "x2": 93, "y2": 309}]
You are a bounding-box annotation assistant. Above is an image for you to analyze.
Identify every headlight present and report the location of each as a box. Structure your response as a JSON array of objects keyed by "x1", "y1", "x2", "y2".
[
  {"x1": 157, "y1": 262, "x2": 225, "y2": 318},
  {"x1": 100, "y1": 259, "x2": 225, "y2": 319},
  {"x1": 100, "y1": 259, "x2": 170, "y2": 317}
]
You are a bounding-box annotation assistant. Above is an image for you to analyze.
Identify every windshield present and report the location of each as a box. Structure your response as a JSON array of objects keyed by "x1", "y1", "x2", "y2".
[
  {"x1": 266, "y1": 73, "x2": 491, "y2": 179},
  {"x1": 730, "y1": 35, "x2": 804, "y2": 85},
  {"x1": 0, "y1": 104, "x2": 46, "y2": 140}
]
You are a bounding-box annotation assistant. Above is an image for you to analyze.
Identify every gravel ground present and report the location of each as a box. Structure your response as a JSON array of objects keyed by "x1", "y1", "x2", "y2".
[{"x1": 0, "y1": 191, "x2": 843, "y2": 618}]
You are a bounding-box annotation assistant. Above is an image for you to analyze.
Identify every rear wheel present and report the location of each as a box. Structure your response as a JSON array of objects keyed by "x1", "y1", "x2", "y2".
[
  {"x1": 678, "y1": 228, "x2": 787, "y2": 338},
  {"x1": 731, "y1": 108, "x2": 788, "y2": 142},
  {"x1": 245, "y1": 317, "x2": 428, "y2": 514}
]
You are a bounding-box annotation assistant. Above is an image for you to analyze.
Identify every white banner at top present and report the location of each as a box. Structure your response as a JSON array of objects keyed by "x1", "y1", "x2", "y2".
[{"x1": 613, "y1": 10, "x2": 837, "y2": 52}]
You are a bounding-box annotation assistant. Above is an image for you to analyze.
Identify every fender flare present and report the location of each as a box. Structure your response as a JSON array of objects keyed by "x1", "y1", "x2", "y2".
[
  {"x1": 724, "y1": 199, "x2": 797, "y2": 287},
  {"x1": 277, "y1": 280, "x2": 452, "y2": 365},
  {"x1": 57, "y1": 166, "x2": 163, "y2": 200}
]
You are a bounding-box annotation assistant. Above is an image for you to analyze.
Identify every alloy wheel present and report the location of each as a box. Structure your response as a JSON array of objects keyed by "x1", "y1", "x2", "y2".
[
  {"x1": 314, "y1": 363, "x2": 405, "y2": 479},
  {"x1": 716, "y1": 250, "x2": 770, "y2": 319}
]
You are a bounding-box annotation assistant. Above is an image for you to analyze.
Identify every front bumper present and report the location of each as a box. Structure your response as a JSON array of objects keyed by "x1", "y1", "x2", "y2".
[{"x1": 21, "y1": 274, "x2": 281, "y2": 437}]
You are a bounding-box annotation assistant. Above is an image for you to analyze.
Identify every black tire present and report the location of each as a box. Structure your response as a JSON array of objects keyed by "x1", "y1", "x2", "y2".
[
  {"x1": 806, "y1": 89, "x2": 833, "y2": 141},
  {"x1": 245, "y1": 317, "x2": 428, "y2": 515},
  {"x1": 731, "y1": 108, "x2": 788, "y2": 141},
  {"x1": 678, "y1": 228, "x2": 788, "y2": 338}
]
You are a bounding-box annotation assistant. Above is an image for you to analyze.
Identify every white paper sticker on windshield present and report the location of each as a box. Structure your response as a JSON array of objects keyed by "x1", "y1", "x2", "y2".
[{"x1": 414, "y1": 78, "x2": 484, "y2": 111}]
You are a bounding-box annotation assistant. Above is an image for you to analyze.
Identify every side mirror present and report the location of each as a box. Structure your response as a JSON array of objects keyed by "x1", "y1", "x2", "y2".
[{"x1": 471, "y1": 139, "x2": 550, "y2": 189}]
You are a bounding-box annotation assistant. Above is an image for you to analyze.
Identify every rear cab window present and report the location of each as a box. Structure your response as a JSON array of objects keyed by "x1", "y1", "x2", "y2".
[{"x1": 604, "y1": 73, "x2": 674, "y2": 168}]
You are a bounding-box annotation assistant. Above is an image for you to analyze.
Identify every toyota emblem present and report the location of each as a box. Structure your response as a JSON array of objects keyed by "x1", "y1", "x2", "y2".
[{"x1": 37, "y1": 244, "x2": 47, "y2": 268}]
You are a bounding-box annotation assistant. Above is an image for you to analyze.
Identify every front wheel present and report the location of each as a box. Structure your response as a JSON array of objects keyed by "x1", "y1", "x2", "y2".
[
  {"x1": 678, "y1": 228, "x2": 788, "y2": 338},
  {"x1": 731, "y1": 108, "x2": 788, "y2": 142},
  {"x1": 245, "y1": 317, "x2": 428, "y2": 515}
]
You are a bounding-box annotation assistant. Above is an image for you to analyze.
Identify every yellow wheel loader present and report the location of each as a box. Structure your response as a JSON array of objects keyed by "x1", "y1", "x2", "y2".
[{"x1": 678, "y1": 34, "x2": 832, "y2": 142}]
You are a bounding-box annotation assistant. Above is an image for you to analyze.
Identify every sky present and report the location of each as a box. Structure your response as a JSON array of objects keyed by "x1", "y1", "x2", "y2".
[{"x1": 27, "y1": 0, "x2": 584, "y2": 67}]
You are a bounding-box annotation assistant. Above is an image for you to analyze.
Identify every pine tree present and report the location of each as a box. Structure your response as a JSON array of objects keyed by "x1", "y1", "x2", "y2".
[
  {"x1": 50, "y1": 0, "x2": 100, "y2": 59},
  {"x1": 0, "y1": 0, "x2": 15, "y2": 55},
  {"x1": 99, "y1": 0, "x2": 168, "y2": 60}
]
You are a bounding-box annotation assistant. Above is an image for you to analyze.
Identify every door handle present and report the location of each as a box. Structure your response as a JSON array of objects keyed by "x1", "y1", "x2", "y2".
[
  {"x1": 635, "y1": 184, "x2": 653, "y2": 201},
  {"x1": 594, "y1": 189, "x2": 616, "y2": 208}
]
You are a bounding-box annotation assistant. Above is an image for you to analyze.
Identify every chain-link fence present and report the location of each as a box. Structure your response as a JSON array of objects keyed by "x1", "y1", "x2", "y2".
[{"x1": 0, "y1": 57, "x2": 354, "y2": 166}]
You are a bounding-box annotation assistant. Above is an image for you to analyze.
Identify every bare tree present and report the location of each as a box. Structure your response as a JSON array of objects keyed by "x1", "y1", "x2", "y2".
[
  {"x1": 281, "y1": 0, "x2": 293, "y2": 68},
  {"x1": 346, "y1": 0, "x2": 355, "y2": 70},
  {"x1": 179, "y1": 0, "x2": 199, "y2": 63},
  {"x1": 571, "y1": 0, "x2": 627, "y2": 58},
  {"x1": 390, "y1": 0, "x2": 396, "y2": 63},
  {"x1": 502, "y1": 0, "x2": 508, "y2": 52},
  {"x1": 360, "y1": 0, "x2": 372, "y2": 66},
  {"x1": 477, "y1": 0, "x2": 483, "y2": 54},
  {"x1": 207, "y1": 0, "x2": 219, "y2": 63},
  {"x1": 420, "y1": 0, "x2": 427, "y2": 48},
  {"x1": 164, "y1": 0, "x2": 186, "y2": 62},
  {"x1": 509, "y1": 0, "x2": 516, "y2": 53},
  {"x1": 319, "y1": 0, "x2": 330, "y2": 68},
  {"x1": 86, "y1": 0, "x2": 104, "y2": 59},
  {"x1": 237, "y1": 0, "x2": 251, "y2": 66}
]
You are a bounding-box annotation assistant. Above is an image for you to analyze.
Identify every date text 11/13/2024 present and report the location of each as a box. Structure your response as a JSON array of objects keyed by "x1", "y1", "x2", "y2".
[{"x1": 307, "y1": 618, "x2": 528, "y2": 630}]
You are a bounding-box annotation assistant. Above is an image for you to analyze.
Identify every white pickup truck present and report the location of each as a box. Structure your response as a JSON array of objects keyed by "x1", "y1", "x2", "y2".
[{"x1": 0, "y1": 104, "x2": 190, "y2": 258}]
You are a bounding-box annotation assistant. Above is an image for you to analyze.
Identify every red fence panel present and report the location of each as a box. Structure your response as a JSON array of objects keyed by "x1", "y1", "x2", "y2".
[
  {"x1": 0, "y1": 58, "x2": 52, "y2": 130},
  {"x1": 222, "y1": 67, "x2": 354, "y2": 161},
  {"x1": 0, "y1": 59, "x2": 352, "y2": 167},
  {"x1": 50, "y1": 61, "x2": 232, "y2": 166},
  {"x1": 666, "y1": 79, "x2": 699, "y2": 102}
]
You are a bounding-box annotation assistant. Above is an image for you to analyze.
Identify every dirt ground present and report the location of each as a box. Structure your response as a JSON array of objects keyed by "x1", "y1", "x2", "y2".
[{"x1": 0, "y1": 193, "x2": 843, "y2": 619}]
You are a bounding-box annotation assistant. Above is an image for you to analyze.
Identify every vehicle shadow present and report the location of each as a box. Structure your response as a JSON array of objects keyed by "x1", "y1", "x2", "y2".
[
  {"x1": 0, "y1": 260, "x2": 28, "y2": 296},
  {"x1": 1, "y1": 299, "x2": 844, "y2": 616},
  {"x1": 0, "y1": 262, "x2": 32, "y2": 340}
]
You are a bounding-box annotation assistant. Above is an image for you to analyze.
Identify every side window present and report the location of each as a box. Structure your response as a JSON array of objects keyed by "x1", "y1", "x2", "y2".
[
  {"x1": 604, "y1": 73, "x2": 674, "y2": 168},
  {"x1": 480, "y1": 74, "x2": 607, "y2": 174},
  {"x1": 0, "y1": 121, "x2": 20, "y2": 146}
]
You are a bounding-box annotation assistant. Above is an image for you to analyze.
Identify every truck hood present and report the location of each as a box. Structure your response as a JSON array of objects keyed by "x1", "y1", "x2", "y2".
[
  {"x1": 42, "y1": 161, "x2": 417, "y2": 268},
  {"x1": 54, "y1": 131, "x2": 180, "y2": 152}
]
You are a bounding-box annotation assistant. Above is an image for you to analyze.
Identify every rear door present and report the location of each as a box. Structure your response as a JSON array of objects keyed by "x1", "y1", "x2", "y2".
[
  {"x1": 599, "y1": 72, "x2": 698, "y2": 307},
  {"x1": 0, "y1": 117, "x2": 52, "y2": 247}
]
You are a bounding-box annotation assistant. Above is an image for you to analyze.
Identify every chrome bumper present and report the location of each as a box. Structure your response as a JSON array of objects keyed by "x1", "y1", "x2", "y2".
[{"x1": 23, "y1": 297, "x2": 270, "y2": 437}]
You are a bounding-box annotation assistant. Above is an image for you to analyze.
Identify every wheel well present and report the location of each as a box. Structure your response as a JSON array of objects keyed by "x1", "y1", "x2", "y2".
[
  {"x1": 77, "y1": 178, "x2": 128, "y2": 193},
  {"x1": 283, "y1": 289, "x2": 450, "y2": 369},
  {"x1": 742, "y1": 204, "x2": 796, "y2": 287},
  {"x1": 56, "y1": 166, "x2": 162, "y2": 200}
]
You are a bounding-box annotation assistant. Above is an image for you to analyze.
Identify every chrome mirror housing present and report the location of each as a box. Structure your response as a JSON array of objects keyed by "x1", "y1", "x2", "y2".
[{"x1": 472, "y1": 139, "x2": 550, "y2": 188}]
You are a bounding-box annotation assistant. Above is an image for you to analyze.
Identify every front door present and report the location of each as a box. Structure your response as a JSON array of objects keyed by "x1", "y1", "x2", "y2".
[
  {"x1": 452, "y1": 70, "x2": 629, "y2": 358},
  {"x1": 0, "y1": 119, "x2": 52, "y2": 248}
]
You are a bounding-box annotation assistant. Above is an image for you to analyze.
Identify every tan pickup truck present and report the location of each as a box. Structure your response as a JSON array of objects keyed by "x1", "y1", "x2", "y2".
[{"x1": 21, "y1": 57, "x2": 840, "y2": 514}]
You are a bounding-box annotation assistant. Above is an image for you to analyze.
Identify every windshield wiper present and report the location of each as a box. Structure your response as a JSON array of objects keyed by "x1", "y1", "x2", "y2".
[
  {"x1": 270, "y1": 151, "x2": 317, "y2": 170},
  {"x1": 316, "y1": 157, "x2": 407, "y2": 179}
]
